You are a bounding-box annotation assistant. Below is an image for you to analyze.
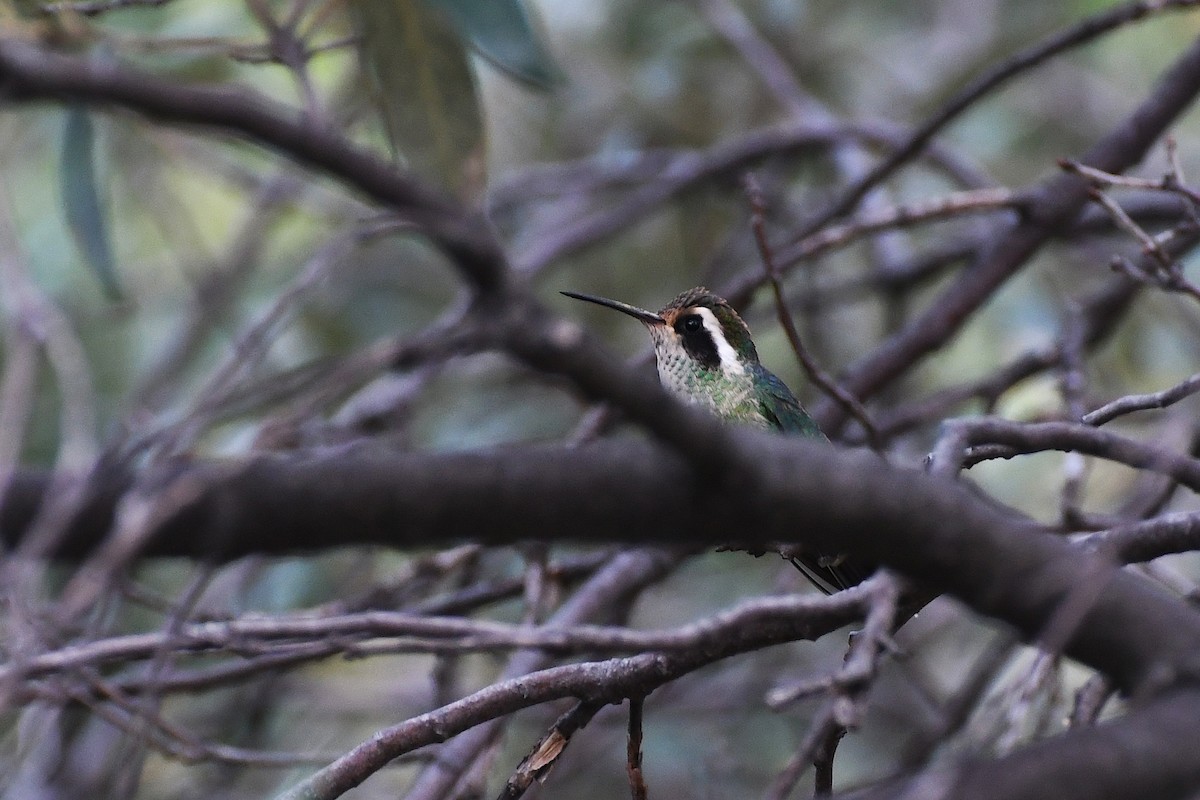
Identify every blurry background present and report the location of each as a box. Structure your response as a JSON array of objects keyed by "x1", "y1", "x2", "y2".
[{"x1": 4, "y1": 1, "x2": 1200, "y2": 797}]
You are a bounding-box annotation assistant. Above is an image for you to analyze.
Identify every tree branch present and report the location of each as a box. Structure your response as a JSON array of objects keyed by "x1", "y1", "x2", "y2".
[
  {"x1": 848, "y1": 687, "x2": 1200, "y2": 800},
  {"x1": 0, "y1": 38, "x2": 508, "y2": 292},
  {"x1": 6, "y1": 432, "x2": 1200, "y2": 697},
  {"x1": 814, "y1": 31, "x2": 1200, "y2": 432}
]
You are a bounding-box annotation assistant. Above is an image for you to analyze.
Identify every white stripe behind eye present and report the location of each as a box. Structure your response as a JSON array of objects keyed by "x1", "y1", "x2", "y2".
[{"x1": 694, "y1": 307, "x2": 745, "y2": 376}]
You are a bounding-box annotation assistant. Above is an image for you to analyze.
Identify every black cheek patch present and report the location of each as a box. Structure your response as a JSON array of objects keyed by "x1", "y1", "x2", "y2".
[{"x1": 675, "y1": 315, "x2": 721, "y2": 371}]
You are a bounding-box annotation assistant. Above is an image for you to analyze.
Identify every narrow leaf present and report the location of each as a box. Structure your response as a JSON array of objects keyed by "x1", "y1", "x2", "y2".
[
  {"x1": 354, "y1": 0, "x2": 484, "y2": 194},
  {"x1": 426, "y1": 0, "x2": 559, "y2": 89},
  {"x1": 60, "y1": 106, "x2": 121, "y2": 300}
]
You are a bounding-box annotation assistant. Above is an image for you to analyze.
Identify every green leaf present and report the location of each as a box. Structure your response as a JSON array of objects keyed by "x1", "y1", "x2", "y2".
[
  {"x1": 60, "y1": 106, "x2": 122, "y2": 300},
  {"x1": 425, "y1": 0, "x2": 559, "y2": 89},
  {"x1": 354, "y1": 0, "x2": 484, "y2": 194}
]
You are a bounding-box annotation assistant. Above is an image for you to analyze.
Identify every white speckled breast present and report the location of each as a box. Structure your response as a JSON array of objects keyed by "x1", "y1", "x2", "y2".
[{"x1": 654, "y1": 347, "x2": 767, "y2": 427}]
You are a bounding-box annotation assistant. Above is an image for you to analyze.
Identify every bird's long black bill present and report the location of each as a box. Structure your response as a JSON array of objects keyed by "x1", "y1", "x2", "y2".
[{"x1": 561, "y1": 291, "x2": 664, "y2": 324}]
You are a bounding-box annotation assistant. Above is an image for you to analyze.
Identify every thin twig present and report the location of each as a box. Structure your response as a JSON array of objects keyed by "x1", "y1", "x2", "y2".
[
  {"x1": 935, "y1": 417, "x2": 1200, "y2": 493},
  {"x1": 1058, "y1": 307, "x2": 1090, "y2": 526},
  {"x1": 772, "y1": 187, "x2": 1021, "y2": 270},
  {"x1": 509, "y1": 122, "x2": 991, "y2": 275},
  {"x1": 1086, "y1": 188, "x2": 1177, "y2": 268},
  {"x1": 743, "y1": 174, "x2": 883, "y2": 449},
  {"x1": 1061, "y1": 155, "x2": 1200, "y2": 208},
  {"x1": 3, "y1": 589, "x2": 871, "y2": 686},
  {"x1": 812, "y1": 725, "x2": 845, "y2": 797},
  {"x1": 627, "y1": 695, "x2": 649, "y2": 800},
  {"x1": 810, "y1": 32, "x2": 1200, "y2": 434},
  {"x1": 494, "y1": 700, "x2": 605, "y2": 800},
  {"x1": 782, "y1": 0, "x2": 1200, "y2": 247},
  {"x1": 1070, "y1": 674, "x2": 1115, "y2": 728},
  {"x1": 765, "y1": 574, "x2": 900, "y2": 799},
  {"x1": 764, "y1": 702, "x2": 836, "y2": 800},
  {"x1": 1082, "y1": 372, "x2": 1200, "y2": 426},
  {"x1": 50, "y1": 669, "x2": 347, "y2": 767},
  {"x1": 1062, "y1": 150, "x2": 1200, "y2": 303}
]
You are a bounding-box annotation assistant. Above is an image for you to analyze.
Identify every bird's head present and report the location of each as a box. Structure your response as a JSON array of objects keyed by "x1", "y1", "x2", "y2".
[{"x1": 561, "y1": 286, "x2": 760, "y2": 375}]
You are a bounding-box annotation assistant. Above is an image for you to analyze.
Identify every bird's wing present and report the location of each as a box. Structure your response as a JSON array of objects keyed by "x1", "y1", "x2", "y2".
[
  {"x1": 752, "y1": 366, "x2": 825, "y2": 440},
  {"x1": 752, "y1": 366, "x2": 877, "y2": 593},
  {"x1": 789, "y1": 552, "x2": 877, "y2": 595}
]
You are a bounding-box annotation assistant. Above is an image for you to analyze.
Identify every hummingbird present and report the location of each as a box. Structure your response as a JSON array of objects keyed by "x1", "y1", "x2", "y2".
[{"x1": 562, "y1": 286, "x2": 873, "y2": 594}]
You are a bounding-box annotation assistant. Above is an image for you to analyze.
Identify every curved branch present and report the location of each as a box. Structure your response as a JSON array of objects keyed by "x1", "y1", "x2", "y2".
[
  {"x1": 942, "y1": 418, "x2": 1200, "y2": 492},
  {"x1": 793, "y1": 0, "x2": 1200, "y2": 238},
  {"x1": 274, "y1": 588, "x2": 866, "y2": 800},
  {"x1": 1084, "y1": 372, "x2": 1200, "y2": 426},
  {"x1": 851, "y1": 687, "x2": 1200, "y2": 800},
  {"x1": 813, "y1": 31, "x2": 1200, "y2": 432},
  {"x1": 6, "y1": 432, "x2": 1200, "y2": 697},
  {"x1": 0, "y1": 38, "x2": 507, "y2": 291},
  {"x1": 1084, "y1": 511, "x2": 1200, "y2": 563},
  {"x1": 11, "y1": 590, "x2": 868, "y2": 682}
]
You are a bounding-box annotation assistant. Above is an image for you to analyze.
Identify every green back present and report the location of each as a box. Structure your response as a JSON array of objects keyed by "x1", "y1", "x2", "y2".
[{"x1": 751, "y1": 364, "x2": 824, "y2": 439}]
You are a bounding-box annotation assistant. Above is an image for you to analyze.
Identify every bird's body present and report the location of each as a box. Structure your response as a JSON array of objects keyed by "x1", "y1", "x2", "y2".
[{"x1": 563, "y1": 286, "x2": 870, "y2": 593}]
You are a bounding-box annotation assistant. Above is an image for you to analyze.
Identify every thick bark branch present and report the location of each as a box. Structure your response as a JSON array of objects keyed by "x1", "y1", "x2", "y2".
[
  {"x1": 7, "y1": 433, "x2": 1200, "y2": 697},
  {"x1": 845, "y1": 688, "x2": 1200, "y2": 800}
]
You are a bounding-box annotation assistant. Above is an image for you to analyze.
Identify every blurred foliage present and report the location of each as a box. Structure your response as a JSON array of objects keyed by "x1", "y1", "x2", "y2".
[
  {"x1": 427, "y1": 0, "x2": 557, "y2": 87},
  {"x1": 5, "y1": 1, "x2": 1200, "y2": 798},
  {"x1": 60, "y1": 105, "x2": 122, "y2": 299},
  {"x1": 355, "y1": 0, "x2": 485, "y2": 194}
]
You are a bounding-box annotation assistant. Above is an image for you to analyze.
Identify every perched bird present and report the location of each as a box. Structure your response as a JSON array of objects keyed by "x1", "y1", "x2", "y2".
[{"x1": 562, "y1": 286, "x2": 873, "y2": 593}]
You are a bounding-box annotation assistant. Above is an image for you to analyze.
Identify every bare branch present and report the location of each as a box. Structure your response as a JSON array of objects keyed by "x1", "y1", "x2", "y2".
[
  {"x1": 5, "y1": 590, "x2": 869, "y2": 686},
  {"x1": 1083, "y1": 372, "x2": 1200, "y2": 426},
  {"x1": 944, "y1": 418, "x2": 1200, "y2": 492},
  {"x1": 626, "y1": 696, "x2": 648, "y2": 800},
  {"x1": 743, "y1": 173, "x2": 883, "y2": 449},
  {"x1": 494, "y1": 701, "x2": 604, "y2": 800},
  {"x1": 4, "y1": 433, "x2": 1200, "y2": 699},
  {"x1": 787, "y1": 0, "x2": 1200, "y2": 242},
  {"x1": 814, "y1": 30, "x2": 1200, "y2": 432},
  {"x1": 0, "y1": 38, "x2": 509, "y2": 291}
]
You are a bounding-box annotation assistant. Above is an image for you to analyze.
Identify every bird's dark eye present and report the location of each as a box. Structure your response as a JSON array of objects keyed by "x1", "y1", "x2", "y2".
[{"x1": 675, "y1": 313, "x2": 720, "y2": 369}]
